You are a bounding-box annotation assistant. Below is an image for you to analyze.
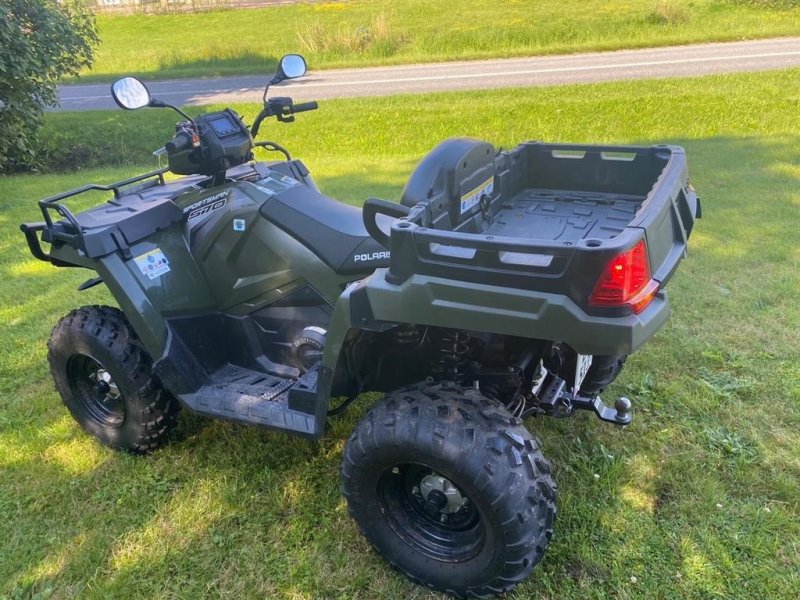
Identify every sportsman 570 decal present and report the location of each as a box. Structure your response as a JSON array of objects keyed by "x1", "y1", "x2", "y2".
[{"x1": 184, "y1": 191, "x2": 229, "y2": 223}]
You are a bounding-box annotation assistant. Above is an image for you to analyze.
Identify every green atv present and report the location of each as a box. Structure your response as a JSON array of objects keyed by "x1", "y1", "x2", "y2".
[{"x1": 20, "y1": 55, "x2": 699, "y2": 598}]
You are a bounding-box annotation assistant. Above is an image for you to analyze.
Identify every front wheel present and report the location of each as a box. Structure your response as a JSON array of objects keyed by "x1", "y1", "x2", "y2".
[
  {"x1": 47, "y1": 306, "x2": 179, "y2": 454},
  {"x1": 341, "y1": 382, "x2": 556, "y2": 598}
]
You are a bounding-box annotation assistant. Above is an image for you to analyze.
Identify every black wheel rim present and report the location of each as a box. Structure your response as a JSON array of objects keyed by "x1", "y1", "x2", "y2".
[
  {"x1": 377, "y1": 463, "x2": 484, "y2": 562},
  {"x1": 66, "y1": 354, "x2": 126, "y2": 428}
]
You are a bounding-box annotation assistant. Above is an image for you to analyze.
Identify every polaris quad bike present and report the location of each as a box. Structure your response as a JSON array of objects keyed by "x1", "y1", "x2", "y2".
[{"x1": 20, "y1": 54, "x2": 700, "y2": 598}]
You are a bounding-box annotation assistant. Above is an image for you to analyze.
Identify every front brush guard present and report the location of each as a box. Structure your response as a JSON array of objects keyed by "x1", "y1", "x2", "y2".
[{"x1": 19, "y1": 221, "x2": 77, "y2": 268}]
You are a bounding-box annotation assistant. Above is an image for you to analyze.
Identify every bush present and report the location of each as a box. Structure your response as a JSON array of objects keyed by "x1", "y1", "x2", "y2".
[{"x1": 0, "y1": 0, "x2": 97, "y2": 173}]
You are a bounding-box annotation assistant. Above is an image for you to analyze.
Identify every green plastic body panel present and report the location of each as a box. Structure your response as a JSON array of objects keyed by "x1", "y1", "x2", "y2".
[
  {"x1": 47, "y1": 179, "x2": 353, "y2": 363},
  {"x1": 322, "y1": 268, "x2": 670, "y2": 376}
]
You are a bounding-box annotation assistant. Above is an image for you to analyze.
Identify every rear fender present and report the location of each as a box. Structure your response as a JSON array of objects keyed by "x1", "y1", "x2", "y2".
[{"x1": 322, "y1": 268, "x2": 669, "y2": 378}]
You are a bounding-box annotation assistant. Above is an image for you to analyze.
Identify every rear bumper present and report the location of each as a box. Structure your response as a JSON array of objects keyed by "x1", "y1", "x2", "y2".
[{"x1": 356, "y1": 271, "x2": 670, "y2": 355}]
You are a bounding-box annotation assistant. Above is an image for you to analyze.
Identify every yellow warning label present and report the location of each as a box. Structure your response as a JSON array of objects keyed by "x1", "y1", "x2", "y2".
[{"x1": 460, "y1": 176, "x2": 494, "y2": 215}]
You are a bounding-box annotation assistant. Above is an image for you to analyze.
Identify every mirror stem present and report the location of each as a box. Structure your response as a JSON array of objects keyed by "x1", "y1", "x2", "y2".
[
  {"x1": 262, "y1": 74, "x2": 283, "y2": 104},
  {"x1": 150, "y1": 98, "x2": 194, "y2": 124}
]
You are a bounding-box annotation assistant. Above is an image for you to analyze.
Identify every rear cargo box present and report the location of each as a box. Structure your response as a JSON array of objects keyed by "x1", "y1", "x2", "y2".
[
  {"x1": 358, "y1": 139, "x2": 700, "y2": 354},
  {"x1": 385, "y1": 140, "x2": 699, "y2": 312}
]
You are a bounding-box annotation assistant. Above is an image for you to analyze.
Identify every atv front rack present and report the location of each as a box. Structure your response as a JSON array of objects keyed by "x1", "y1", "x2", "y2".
[{"x1": 21, "y1": 168, "x2": 168, "y2": 264}]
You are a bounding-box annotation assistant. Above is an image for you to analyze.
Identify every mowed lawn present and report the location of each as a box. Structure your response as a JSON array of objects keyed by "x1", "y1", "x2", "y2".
[
  {"x1": 81, "y1": 0, "x2": 800, "y2": 82},
  {"x1": 1, "y1": 69, "x2": 799, "y2": 598}
]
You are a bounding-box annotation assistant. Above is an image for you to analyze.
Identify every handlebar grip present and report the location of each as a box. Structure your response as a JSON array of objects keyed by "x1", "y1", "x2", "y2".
[
  {"x1": 165, "y1": 132, "x2": 191, "y2": 154},
  {"x1": 293, "y1": 101, "x2": 318, "y2": 113}
]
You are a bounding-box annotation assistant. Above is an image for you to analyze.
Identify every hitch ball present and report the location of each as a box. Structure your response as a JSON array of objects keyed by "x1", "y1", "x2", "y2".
[{"x1": 615, "y1": 396, "x2": 632, "y2": 421}]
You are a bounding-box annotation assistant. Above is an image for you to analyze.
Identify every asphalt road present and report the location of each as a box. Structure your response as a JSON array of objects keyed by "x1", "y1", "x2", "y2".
[{"x1": 58, "y1": 37, "x2": 800, "y2": 111}]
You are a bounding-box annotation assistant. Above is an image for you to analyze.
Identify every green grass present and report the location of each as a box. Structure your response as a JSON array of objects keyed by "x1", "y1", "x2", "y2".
[
  {"x1": 78, "y1": 0, "x2": 800, "y2": 82},
  {"x1": 2, "y1": 69, "x2": 800, "y2": 598}
]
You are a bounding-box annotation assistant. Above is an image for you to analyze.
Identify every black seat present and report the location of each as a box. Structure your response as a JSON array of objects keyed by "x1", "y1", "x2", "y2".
[{"x1": 259, "y1": 183, "x2": 391, "y2": 275}]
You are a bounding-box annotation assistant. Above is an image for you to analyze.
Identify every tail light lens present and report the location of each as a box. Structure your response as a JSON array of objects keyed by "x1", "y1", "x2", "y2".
[{"x1": 589, "y1": 239, "x2": 658, "y2": 314}]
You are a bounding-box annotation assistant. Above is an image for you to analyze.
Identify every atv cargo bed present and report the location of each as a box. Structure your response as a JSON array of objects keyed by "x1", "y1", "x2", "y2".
[
  {"x1": 484, "y1": 188, "x2": 644, "y2": 243},
  {"x1": 357, "y1": 140, "x2": 700, "y2": 355},
  {"x1": 380, "y1": 141, "x2": 699, "y2": 295}
]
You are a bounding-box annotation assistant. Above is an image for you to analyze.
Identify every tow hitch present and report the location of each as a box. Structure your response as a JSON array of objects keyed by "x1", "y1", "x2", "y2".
[{"x1": 535, "y1": 373, "x2": 633, "y2": 425}]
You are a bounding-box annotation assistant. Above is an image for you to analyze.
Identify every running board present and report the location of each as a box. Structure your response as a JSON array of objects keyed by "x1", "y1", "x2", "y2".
[{"x1": 179, "y1": 363, "x2": 323, "y2": 437}]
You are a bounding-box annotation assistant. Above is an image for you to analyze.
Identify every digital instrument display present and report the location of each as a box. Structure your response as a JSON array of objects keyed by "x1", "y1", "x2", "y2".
[{"x1": 207, "y1": 114, "x2": 240, "y2": 137}]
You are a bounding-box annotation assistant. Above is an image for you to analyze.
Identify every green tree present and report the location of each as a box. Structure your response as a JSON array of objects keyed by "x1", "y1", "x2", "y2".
[{"x1": 0, "y1": 0, "x2": 97, "y2": 173}]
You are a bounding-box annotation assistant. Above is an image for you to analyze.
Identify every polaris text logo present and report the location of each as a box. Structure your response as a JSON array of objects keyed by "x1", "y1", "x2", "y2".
[{"x1": 353, "y1": 251, "x2": 390, "y2": 263}]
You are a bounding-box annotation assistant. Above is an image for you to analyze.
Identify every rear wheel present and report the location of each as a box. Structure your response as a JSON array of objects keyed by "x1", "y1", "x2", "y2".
[
  {"x1": 47, "y1": 306, "x2": 179, "y2": 454},
  {"x1": 341, "y1": 381, "x2": 556, "y2": 598},
  {"x1": 580, "y1": 354, "x2": 628, "y2": 397}
]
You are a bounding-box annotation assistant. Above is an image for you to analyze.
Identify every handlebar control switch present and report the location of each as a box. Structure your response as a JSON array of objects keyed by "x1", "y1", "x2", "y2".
[{"x1": 268, "y1": 97, "x2": 296, "y2": 123}]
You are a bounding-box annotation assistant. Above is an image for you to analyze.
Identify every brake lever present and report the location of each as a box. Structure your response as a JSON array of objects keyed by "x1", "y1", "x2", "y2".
[{"x1": 152, "y1": 146, "x2": 167, "y2": 169}]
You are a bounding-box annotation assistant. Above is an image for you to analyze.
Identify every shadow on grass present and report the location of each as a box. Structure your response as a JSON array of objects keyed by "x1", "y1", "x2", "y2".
[
  {"x1": 72, "y1": 52, "x2": 283, "y2": 85},
  {"x1": 650, "y1": 135, "x2": 800, "y2": 358},
  {"x1": 2, "y1": 134, "x2": 799, "y2": 598}
]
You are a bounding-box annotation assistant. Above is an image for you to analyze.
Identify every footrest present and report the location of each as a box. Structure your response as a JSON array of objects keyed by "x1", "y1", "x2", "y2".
[{"x1": 179, "y1": 364, "x2": 323, "y2": 437}]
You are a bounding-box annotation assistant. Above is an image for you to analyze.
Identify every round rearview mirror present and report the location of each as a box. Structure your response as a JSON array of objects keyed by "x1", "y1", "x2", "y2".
[
  {"x1": 278, "y1": 54, "x2": 307, "y2": 80},
  {"x1": 111, "y1": 76, "x2": 152, "y2": 110}
]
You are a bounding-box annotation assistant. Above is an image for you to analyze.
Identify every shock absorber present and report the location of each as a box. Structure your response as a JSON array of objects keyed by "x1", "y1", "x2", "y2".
[{"x1": 438, "y1": 330, "x2": 471, "y2": 382}]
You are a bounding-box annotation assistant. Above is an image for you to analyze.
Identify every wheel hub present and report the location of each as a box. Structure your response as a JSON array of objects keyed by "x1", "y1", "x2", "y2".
[
  {"x1": 377, "y1": 463, "x2": 484, "y2": 562},
  {"x1": 90, "y1": 369, "x2": 120, "y2": 401},
  {"x1": 420, "y1": 473, "x2": 468, "y2": 514},
  {"x1": 68, "y1": 355, "x2": 125, "y2": 428}
]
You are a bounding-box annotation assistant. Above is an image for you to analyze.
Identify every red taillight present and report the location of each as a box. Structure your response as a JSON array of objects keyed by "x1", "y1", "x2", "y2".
[{"x1": 589, "y1": 239, "x2": 658, "y2": 314}]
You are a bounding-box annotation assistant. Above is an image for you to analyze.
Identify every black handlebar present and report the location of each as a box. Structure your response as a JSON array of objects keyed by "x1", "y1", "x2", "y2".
[
  {"x1": 251, "y1": 112, "x2": 268, "y2": 138},
  {"x1": 165, "y1": 131, "x2": 192, "y2": 154},
  {"x1": 251, "y1": 98, "x2": 318, "y2": 137},
  {"x1": 293, "y1": 101, "x2": 319, "y2": 113}
]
